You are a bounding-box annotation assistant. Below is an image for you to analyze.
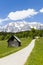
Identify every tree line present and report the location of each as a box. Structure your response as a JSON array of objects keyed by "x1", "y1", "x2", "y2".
[{"x1": 0, "y1": 28, "x2": 43, "y2": 40}]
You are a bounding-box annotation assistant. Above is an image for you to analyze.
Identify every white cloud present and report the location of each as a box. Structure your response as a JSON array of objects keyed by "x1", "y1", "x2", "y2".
[
  {"x1": 40, "y1": 8, "x2": 43, "y2": 13},
  {"x1": 0, "y1": 18, "x2": 8, "y2": 23},
  {"x1": 0, "y1": 19, "x2": 2, "y2": 23},
  {"x1": 8, "y1": 9, "x2": 38, "y2": 20}
]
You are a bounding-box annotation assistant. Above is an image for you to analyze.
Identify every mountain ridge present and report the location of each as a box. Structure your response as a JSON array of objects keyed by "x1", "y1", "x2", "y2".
[{"x1": 0, "y1": 21, "x2": 43, "y2": 32}]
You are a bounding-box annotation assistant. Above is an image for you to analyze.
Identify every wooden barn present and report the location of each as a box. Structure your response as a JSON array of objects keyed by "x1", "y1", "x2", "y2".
[{"x1": 7, "y1": 35, "x2": 21, "y2": 47}]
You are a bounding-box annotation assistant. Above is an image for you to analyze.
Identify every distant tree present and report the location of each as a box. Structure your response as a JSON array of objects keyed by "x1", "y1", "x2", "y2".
[{"x1": 29, "y1": 28, "x2": 36, "y2": 39}]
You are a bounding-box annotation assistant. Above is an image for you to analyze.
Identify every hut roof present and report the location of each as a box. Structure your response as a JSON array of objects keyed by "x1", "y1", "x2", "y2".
[
  {"x1": 7, "y1": 35, "x2": 21, "y2": 43},
  {"x1": 14, "y1": 35, "x2": 21, "y2": 42}
]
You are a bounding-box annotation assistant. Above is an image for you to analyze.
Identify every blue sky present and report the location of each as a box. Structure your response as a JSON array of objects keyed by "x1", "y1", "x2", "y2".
[{"x1": 0, "y1": 0, "x2": 43, "y2": 25}]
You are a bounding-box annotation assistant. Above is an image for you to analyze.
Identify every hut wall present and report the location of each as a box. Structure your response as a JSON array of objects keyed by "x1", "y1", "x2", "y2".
[{"x1": 8, "y1": 40, "x2": 19, "y2": 47}]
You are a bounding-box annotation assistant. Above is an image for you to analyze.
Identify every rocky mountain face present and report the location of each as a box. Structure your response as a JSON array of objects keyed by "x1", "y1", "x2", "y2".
[{"x1": 0, "y1": 21, "x2": 43, "y2": 32}]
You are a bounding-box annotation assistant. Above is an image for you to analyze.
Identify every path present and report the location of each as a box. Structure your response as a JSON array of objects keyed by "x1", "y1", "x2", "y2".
[{"x1": 0, "y1": 39, "x2": 35, "y2": 65}]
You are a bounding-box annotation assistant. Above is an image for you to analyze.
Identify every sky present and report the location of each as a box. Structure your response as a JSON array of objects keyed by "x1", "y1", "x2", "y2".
[{"x1": 0, "y1": 0, "x2": 43, "y2": 26}]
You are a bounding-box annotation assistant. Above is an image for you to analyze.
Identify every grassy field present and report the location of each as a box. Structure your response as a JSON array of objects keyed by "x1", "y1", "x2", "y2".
[
  {"x1": 25, "y1": 37, "x2": 43, "y2": 65},
  {"x1": 0, "y1": 37, "x2": 32, "y2": 58}
]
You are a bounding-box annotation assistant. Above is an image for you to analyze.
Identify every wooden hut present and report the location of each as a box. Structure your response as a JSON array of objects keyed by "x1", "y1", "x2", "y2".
[{"x1": 7, "y1": 35, "x2": 21, "y2": 47}]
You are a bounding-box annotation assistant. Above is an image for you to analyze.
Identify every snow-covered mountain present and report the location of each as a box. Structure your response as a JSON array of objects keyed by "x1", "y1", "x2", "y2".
[
  {"x1": 28, "y1": 22, "x2": 43, "y2": 30},
  {"x1": 0, "y1": 21, "x2": 43, "y2": 32}
]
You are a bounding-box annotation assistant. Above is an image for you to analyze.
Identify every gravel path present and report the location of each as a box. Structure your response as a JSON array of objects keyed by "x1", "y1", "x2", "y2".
[{"x1": 0, "y1": 39, "x2": 35, "y2": 65}]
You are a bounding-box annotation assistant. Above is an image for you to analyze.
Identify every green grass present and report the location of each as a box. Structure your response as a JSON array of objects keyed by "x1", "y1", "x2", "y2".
[
  {"x1": 25, "y1": 37, "x2": 43, "y2": 65},
  {"x1": 0, "y1": 37, "x2": 32, "y2": 58}
]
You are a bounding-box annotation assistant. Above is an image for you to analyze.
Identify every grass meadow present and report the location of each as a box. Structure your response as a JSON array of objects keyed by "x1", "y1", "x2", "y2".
[
  {"x1": 25, "y1": 37, "x2": 43, "y2": 65},
  {"x1": 0, "y1": 37, "x2": 32, "y2": 58}
]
